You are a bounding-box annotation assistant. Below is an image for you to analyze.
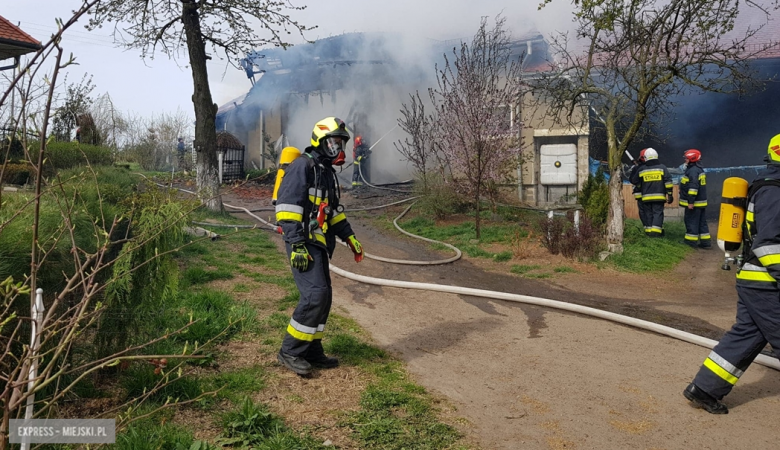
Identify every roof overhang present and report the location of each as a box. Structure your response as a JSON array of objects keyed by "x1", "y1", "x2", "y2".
[{"x1": 0, "y1": 37, "x2": 41, "y2": 60}]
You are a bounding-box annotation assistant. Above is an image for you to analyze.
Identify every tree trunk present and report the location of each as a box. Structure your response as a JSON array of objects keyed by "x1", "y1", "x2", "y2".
[
  {"x1": 606, "y1": 167, "x2": 625, "y2": 253},
  {"x1": 474, "y1": 184, "x2": 481, "y2": 239},
  {"x1": 182, "y1": 0, "x2": 222, "y2": 211}
]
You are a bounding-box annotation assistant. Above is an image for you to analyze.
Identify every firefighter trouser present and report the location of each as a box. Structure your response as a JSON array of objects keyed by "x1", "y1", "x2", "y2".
[
  {"x1": 692, "y1": 286, "x2": 780, "y2": 400},
  {"x1": 637, "y1": 200, "x2": 651, "y2": 229},
  {"x1": 351, "y1": 162, "x2": 363, "y2": 186},
  {"x1": 280, "y1": 243, "x2": 332, "y2": 358},
  {"x1": 683, "y1": 207, "x2": 711, "y2": 246},
  {"x1": 643, "y1": 201, "x2": 665, "y2": 236}
]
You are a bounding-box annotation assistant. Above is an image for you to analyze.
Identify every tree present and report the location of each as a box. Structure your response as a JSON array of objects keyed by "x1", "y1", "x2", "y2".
[
  {"x1": 50, "y1": 74, "x2": 95, "y2": 142},
  {"x1": 395, "y1": 91, "x2": 444, "y2": 193},
  {"x1": 89, "y1": 1, "x2": 313, "y2": 211},
  {"x1": 430, "y1": 16, "x2": 525, "y2": 238},
  {"x1": 531, "y1": 0, "x2": 773, "y2": 253}
]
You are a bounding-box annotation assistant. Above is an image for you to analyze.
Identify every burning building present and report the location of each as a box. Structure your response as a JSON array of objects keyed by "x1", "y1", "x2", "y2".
[{"x1": 216, "y1": 30, "x2": 593, "y2": 206}]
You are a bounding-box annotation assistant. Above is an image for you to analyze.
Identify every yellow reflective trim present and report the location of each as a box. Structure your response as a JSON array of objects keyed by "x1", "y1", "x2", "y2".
[
  {"x1": 642, "y1": 194, "x2": 666, "y2": 201},
  {"x1": 309, "y1": 232, "x2": 326, "y2": 245},
  {"x1": 736, "y1": 270, "x2": 776, "y2": 282},
  {"x1": 276, "y1": 212, "x2": 303, "y2": 222},
  {"x1": 665, "y1": 183, "x2": 673, "y2": 188},
  {"x1": 746, "y1": 211, "x2": 754, "y2": 222},
  {"x1": 679, "y1": 200, "x2": 689, "y2": 206},
  {"x1": 681, "y1": 176, "x2": 690, "y2": 183},
  {"x1": 309, "y1": 195, "x2": 324, "y2": 205},
  {"x1": 329, "y1": 212, "x2": 346, "y2": 226},
  {"x1": 313, "y1": 331, "x2": 324, "y2": 340},
  {"x1": 286, "y1": 324, "x2": 315, "y2": 342},
  {"x1": 758, "y1": 254, "x2": 780, "y2": 266},
  {"x1": 703, "y1": 358, "x2": 738, "y2": 385}
]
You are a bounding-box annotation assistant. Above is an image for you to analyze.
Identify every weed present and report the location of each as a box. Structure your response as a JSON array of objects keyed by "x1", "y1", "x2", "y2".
[
  {"x1": 493, "y1": 251, "x2": 513, "y2": 262},
  {"x1": 511, "y1": 229, "x2": 534, "y2": 259},
  {"x1": 218, "y1": 397, "x2": 322, "y2": 448},
  {"x1": 206, "y1": 367, "x2": 266, "y2": 403},
  {"x1": 233, "y1": 283, "x2": 251, "y2": 293},
  {"x1": 525, "y1": 273, "x2": 552, "y2": 279},
  {"x1": 115, "y1": 422, "x2": 194, "y2": 450},
  {"x1": 182, "y1": 266, "x2": 234, "y2": 286},
  {"x1": 326, "y1": 333, "x2": 387, "y2": 366},
  {"x1": 510, "y1": 264, "x2": 541, "y2": 274},
  {"x1": 554, "y1": 266, "x2": 577, "y2": 273}
]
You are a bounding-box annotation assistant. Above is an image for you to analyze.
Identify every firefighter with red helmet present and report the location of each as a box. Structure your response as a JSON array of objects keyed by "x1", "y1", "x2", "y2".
[
  {"x1": 351, "y1": 135, "x2": 371, "y2": 189},
  {"x1": 274, "y1": 117, "x2": 364, "y2": 376},
  {"x1": 684, "y1": 134, "x2": 780, "y2": 414},
  {"x1": 629, "y1": 148, "x2": 673, "y2": 237},
  {"x1": 679, "y1": 149, "x2": 711, "y2": 248}
]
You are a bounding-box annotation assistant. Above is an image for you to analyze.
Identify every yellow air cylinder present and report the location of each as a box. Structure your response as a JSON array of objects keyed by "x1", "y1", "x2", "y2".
[
  {"x1": 272, "y1": 147, "x2": 301, "y2": 205},
  {"x1": 717, "y1": 177, "x2": 749, "y2": 253}
]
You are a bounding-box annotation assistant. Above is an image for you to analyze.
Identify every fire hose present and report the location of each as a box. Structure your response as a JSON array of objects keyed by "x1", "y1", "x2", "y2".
[
  {"x1": 140, "y1": 173, "x2": 780, "y2": 372},
  {"x1": 226, "y1": 200, "x2": 780, "y2": 372}
]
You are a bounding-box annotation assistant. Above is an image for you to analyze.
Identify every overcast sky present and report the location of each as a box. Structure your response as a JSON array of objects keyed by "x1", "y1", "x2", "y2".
[{"x1": 3, "y1": 1, "x2": 575, "y2": 121}]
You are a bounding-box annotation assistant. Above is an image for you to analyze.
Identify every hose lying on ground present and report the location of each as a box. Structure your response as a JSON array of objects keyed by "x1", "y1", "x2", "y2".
[{"x1": 138, "y1": 173, "x2": 780, "y2": 372}]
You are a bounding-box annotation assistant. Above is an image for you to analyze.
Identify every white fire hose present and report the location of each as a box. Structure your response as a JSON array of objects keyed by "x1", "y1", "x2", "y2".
[
  {"x1": 227, "y1": 200, "x2": 780, "y2": 372},
  {"x1": 141, "y1": 173, "x2": 780, "y2": 372}
]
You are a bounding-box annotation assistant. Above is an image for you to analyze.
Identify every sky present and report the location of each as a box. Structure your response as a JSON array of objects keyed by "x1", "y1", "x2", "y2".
[{"x1": 2, "y1": 0, "x2": 576, "y2": 123}]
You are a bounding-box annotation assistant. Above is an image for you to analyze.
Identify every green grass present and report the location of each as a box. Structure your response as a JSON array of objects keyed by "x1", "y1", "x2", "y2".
[
  {"x1": 510, "y1": 264, "x2": 541, "y2": 274},
  {"x1": 606, "y1": 219, "x2": 693, "y2": 272},
  {"x1": 554, "y1": 265, "x2": 577, "y2": 273},
  {"x1": 343, "y1": 362, "x2": 461, "y2": 450},
  {"x1": 493, "y1": 251, "x2": 513, "y2": 262},
  {"x1": 397, "y1": 215, "x2": 526, "y2": 261},
  {"x1": 182, "y1": 266, "x2": 235, "y2": 286},
  {"x1": 218, "y1": 397, "x2": 324, "y2": 449}
]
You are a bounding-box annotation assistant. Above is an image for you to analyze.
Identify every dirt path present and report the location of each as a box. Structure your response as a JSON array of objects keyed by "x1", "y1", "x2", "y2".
[{"x1": 224, "y1": 188, "x2": 780, "y2": 449}]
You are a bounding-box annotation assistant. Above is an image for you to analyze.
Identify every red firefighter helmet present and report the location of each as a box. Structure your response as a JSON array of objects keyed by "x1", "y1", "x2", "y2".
[
  {"x1": 354, "y1": 135, "x2": 363, "y2": 147},
  {"x1": 684, "y1": 149, "x2": 701, "y2": 163},
  {"x1": 639, "y1": 148, "x2": 648, "y2": 162}
]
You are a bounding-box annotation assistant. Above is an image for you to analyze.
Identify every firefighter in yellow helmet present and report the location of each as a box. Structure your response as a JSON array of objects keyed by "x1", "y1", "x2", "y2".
[
  {"x1": 684, "y1": 134, "x2": 780, "y2": 414},
  {"x1": 274, "y1": 117, "x2": 364, "y2": 376}
]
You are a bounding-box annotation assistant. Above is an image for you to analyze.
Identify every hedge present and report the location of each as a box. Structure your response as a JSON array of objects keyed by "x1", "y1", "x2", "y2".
[{"x1": 3, "y1": 141, "x2": 114, "y2": 170}]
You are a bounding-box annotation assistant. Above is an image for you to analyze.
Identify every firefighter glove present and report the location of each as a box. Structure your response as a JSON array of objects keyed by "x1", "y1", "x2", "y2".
[
  {"x1": 347, "y1": 235, "x2": 364, "y2": 263},
  {"x1": 666, "y1": 194, "x2": 674, "y2": 204},
  {"x1": 290, "y1": 244, "x2": 313, "y2": 271}
]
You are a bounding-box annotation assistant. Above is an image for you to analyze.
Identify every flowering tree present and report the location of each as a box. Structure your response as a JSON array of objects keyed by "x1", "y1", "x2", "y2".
[{"x1": 430, "y1": 16, "x2": 525, "y2": 238}]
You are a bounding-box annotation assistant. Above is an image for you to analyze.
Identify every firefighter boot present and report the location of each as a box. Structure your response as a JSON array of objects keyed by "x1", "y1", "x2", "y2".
[
  {"x1": 683, "y1": 383, "x2": 728, "y2": 414},
  {"x1": 305, "y1": 340, "x2": 339, "y2": 369},
  {"x1": 277, "y1": 350, "x2": 312, "y2": 375}
]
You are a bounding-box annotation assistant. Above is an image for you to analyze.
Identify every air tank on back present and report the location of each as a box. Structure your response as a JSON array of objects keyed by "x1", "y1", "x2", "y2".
[{"x1": 717, "y1": 177, "x2": 749, "y2": 270}]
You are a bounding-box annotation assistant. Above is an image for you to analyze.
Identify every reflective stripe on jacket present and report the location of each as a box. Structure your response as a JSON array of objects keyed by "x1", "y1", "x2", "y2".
[
  {"x1": 736, "y1": 167, "x2": 780, "y2": 290},
  {"x1": 679, "y1": 163, "x2": 707, "y2": 207},
  {"x1": 275, "y1": 149, "x2": 355, "y2": 257},
  {"x1": 629, "y1": 159, "x2": 672, "y2": 203}
]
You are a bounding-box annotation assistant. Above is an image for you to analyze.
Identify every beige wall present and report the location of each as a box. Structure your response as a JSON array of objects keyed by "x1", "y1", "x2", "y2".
[{"x1": 517, "y1": 90, "x2": 589, "y2": 206}]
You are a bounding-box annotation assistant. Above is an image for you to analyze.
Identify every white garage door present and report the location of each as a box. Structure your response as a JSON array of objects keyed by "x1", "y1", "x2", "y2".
[{"x1": 540, "y1": 144, "x2": 577, "y2": 186}]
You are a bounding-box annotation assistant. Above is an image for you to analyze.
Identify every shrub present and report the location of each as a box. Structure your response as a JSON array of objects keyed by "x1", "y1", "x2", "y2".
[
  {"x1": 579, "y1": 167, "x2": 610, "y2": 226},
  {"x1": 539, "y1": 213, "x2": 603, "y2": 259},
  {"x1": 414, "y1": 175, "x2": 468, "y2": 220},
  {"x1": 1, "y1": 162, "x2": 34, "y2": 185},
  {"x1": 29, "y1": 140, "x2": 115, "y2": 169},
  {"x1": 537, "y1": 215, "x2": 567, "y2": 255}
]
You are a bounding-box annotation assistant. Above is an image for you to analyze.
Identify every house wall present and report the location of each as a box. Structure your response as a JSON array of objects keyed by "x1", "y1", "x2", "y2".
[{"x1": 518, "y1": 90, "x2": 590, "y2": 206}]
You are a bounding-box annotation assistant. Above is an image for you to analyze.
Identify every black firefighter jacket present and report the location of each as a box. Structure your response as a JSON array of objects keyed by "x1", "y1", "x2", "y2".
[
  {"x1": 679, "y1": 163, "x2": 708, "y2": 208},
  {"x1": 275, "y1": 148, "x2": 355, "y2": 257},
  {"x1": 630, "y1": 159, "x2": 673, "y2": 203},
  {"x1": 736, "y1": 165, "x2": 780, "y2": 290}
]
